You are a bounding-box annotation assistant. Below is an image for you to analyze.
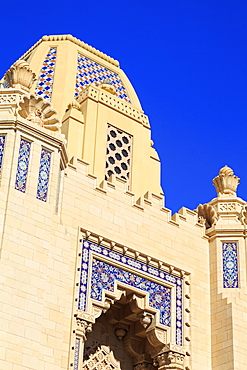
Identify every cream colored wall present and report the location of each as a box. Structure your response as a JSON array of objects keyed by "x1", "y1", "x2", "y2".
[
  {"x1": 61, "y1": 157, "x2": 211, "y2": 370},
  {"x1": 62, "y1": 85, "x2": 162, "y2": 198},
  {"x1": 0, "y1": 119, "x2": 211, "y2": 370},
  {"x1": 0, "y1": 121, "x2": 73, "y2": 370},
  {"x1": 2, "y1": 35, "x2": 247, "y2": 370}
]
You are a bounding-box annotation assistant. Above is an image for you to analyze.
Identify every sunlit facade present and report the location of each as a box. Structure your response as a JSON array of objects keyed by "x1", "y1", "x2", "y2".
[{"x1": 0, "y1": 35, "x2": 246, "y2": 370}]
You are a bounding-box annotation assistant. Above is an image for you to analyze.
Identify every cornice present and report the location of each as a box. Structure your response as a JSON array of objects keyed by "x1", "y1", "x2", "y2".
[{"x1": 18, "y1": 34, "x2": 120, "y2": 68}]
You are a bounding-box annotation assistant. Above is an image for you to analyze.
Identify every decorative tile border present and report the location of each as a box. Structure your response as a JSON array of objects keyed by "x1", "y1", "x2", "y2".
[
  {"x1": 222, "y1": 242, "x2": 238, "y2": 288},
  {"x1": 79, "y1": 240, "x2": 183, "y2": 345},
  {"x1": 36, "y1": 149, "x2": 51, "y2": 202},
  {"x1": 35, "y1": 48, "x2": 57, "y2": 101},
  {"x1": 0, "y1": 136, "x2": 6, "y2": 169},
  {"x1": 75, "y1": 54, "x2": 131, "y2": 103},
  {"x1": 92, "y1": 259, "x2": 171, "y2": 326},
  {"x1": 15, "y1": 139, "x2": 31, "y2": 192},
  {"x1": 74, "y1": 337, "x2": 80, "y2": 370}
]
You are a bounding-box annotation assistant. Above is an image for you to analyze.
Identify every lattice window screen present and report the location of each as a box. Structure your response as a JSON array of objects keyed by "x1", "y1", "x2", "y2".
[
  {"x1": 83, "y1": 345, "x2": 121, "y2": 370},
  {"x1": 105, "y1": 125, "x2": 132, "y2": 184}
]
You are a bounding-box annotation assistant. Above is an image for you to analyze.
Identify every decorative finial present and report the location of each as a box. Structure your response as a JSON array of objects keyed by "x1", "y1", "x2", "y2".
[
  {"x1": 213, "y1": 165, "x2": 240, "y2": 197},
  {"x1": 4, "y1": 60, "x2": 36, "y2": 92}
]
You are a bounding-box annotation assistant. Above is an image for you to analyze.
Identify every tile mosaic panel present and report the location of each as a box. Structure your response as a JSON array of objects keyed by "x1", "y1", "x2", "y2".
[
  {"x1": 36, "y1": 149, "x2": 51, "y2": 202},
  {"x1": 105, "y1": 125, "x2": 132, "y2": 183},
  {"x1": 74, "y1": 337, "x2": 80, "y2": 370},
  {"x1": 222, "y1": 242, "x2": 238, "y2": 288},
  {"x1": 75, "y1": 54, "x2": 131, "y2": 103},
  {"x1": 15, "y1": 139, "x2": 31, "y2": 192},
  {"x1": 0, "y1": 136, "x2": 6, "y2": 169},
  {"x1": 35, "y1": 48, "x2": 57, "y2": 101},
  {"x1": 91, "y1": 259, "x2": 171, "y2": 326},
  {"x1": 79, "y1": 240, "x2": 183, "y2": 345}
]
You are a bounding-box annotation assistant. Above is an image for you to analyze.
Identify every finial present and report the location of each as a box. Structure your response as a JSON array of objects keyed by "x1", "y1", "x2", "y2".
[
  {"x1": 213, "y1": 165, "x2": 240, "y2": 197},
  {"x1": 4, "y1": 59, "x2": 36, "y2": 92}
]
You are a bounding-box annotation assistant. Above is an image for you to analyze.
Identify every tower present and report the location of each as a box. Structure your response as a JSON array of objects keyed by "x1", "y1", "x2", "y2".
[{"x1": 0, "y1": 35, "x2": 246, "y2": 370}]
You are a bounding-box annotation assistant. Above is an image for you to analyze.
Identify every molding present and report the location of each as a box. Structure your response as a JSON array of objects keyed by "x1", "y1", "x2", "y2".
[
  {"x1": 18, "y1": 34, "x2": 120, "y2": 68},
  {"x1": 76, "y1": 85, "x2": 150, "y2": 128},
  {"x1": 79, "y1": 228, "x2": 190, "y2": 278}
]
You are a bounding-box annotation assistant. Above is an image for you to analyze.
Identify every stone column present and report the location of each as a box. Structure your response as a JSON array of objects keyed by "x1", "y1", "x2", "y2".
[{"x1": 152, "y1": 344, "x2": 185, "y2": 370}]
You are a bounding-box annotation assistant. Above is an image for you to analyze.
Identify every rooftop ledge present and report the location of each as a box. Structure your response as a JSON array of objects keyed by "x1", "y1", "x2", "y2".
[{"x1": 18, "y1": 34, "x2": 120, "y2": 68}]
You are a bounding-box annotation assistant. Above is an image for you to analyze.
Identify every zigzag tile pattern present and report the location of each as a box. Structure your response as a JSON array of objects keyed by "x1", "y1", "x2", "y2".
[{"x1": 75, "y1": 54, "x2": 131, "y2": 103}]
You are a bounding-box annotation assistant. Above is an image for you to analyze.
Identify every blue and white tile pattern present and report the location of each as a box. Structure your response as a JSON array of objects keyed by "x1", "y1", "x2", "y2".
[
  {"x1": 35, "y1": 48, "x2": 57, "y2": 101},
  {"x1": 75, "y1": 54, "x2": 131, "y2": 103},
  {"x1": 0, "y1": 136, "x2": 5, "y2": 169},
  {"x1": 91, "y1": 259, "x2": 171, "y2": 326},
  {"x1": 222, "y1": 242, "x2": 238, "y2": 288},
  {"x1": 36, "y1": 149, "x2": 51, "y2": 202},
  {"x1": 79, "y1": 240, "x2": 183, "y2": 345},
  {"x1": 15, "y1": 139, "x2": 31, "y2": 192}
]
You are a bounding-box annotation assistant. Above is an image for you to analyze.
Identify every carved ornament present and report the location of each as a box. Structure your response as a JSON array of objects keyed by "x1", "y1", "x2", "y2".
[
  {"x1": 152, "y1": 344, "x2": 185, "y2": 370},
  {"x1": 196, "y1": 203, "x2": 218, "y2": 229},
  {"x1": 213, "y1": 165, "x2": 240, "y2": 197},
  {"x1": 4, "y1": 60, "x2": 36, "y2": 92},
  {"x1": 18, "y1": 94, "x2": 61, "y2": 131},
  {"x1": 239, "y1": 204, "x2": 247, "y2": 226}
]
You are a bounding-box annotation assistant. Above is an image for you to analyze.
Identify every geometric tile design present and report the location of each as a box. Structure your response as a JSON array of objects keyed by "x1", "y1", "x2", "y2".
[
  {"x1": 105, "y1": 125, "x2": 132, "y2": 183},
  {"x1": 79, "y1": 240, "x2": 183, "y2": 345},
  {"x1": 74, "y1": 54, "x2": 131, "y2": 103},
  {"x1": 15, "y1": 139, "x2": 31, "y2": 192},
  {"x1": 91, "y1": 259, "x2": 171, "y2": 326},
  {"x1": 74, "y1": 337, "x2": 80, "y2": 370},
  {"x1": 36, "y1": 149, "x2": 51, "y2": 202},
  {"x1": 35, "y1": 48, "x2": 57, "y2": 101},
  {"x1": 222, "y1": 242, "x2": 239, "y2": 288},
  {"x1": 0, "y1": 136, "x2": 6, "y2": 169}
]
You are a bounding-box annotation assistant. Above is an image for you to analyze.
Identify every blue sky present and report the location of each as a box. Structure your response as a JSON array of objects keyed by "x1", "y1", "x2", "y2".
[{"x1": 1, "y1": 1, "x2": 247, "y2": 212}]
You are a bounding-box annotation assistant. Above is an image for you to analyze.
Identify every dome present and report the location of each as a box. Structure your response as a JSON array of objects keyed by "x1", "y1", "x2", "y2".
[{"x1": 14, "y1": 35, "x2": 142, "y2": 119}]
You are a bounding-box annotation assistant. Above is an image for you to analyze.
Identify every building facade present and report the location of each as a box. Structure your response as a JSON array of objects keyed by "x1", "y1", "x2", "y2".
[{"x1": 0, "y1": 35, "x2": 246, "y2": 370}]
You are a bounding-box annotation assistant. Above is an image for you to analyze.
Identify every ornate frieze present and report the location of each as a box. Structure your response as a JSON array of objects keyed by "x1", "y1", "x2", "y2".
[
  {"x1": 79, "y1": 239, "x2": 184, "y2": 346},
  {"x1": 91, "y1": 258, "x2": 171, "y2": 326}
]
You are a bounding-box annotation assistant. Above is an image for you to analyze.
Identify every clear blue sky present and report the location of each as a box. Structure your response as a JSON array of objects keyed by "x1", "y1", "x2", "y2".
[{"x1": 1, "y1": 1, "x2": 247, "y2": 213}]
